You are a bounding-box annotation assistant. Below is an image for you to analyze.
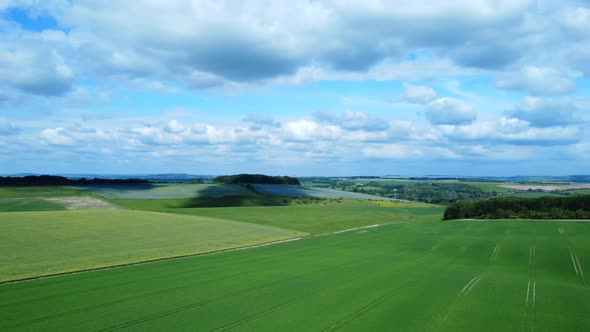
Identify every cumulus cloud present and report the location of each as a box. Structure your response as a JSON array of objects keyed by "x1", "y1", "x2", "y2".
[
  {"x1": 425, "y1": 97, "x2": 476, "y2": 125},
  {"x1": 284, "y1": 119, "x2": 342, "y2": 142},
  {"x1": 1, "y1": 0, "x2": 587, "y2": 97},
  {"x1": 0, "y1": 0, "x2": 544, "y2": 92},
  {"x1": 40, "y1": 128, "x2": 74, "y2": 145},
  {"x1": 0, "y1": 44, "x2": 74, "y2": 96},
  {"x1": 439, "y1": 117, "x2": 582, "y2": 146},
  {"x1": 401, "y1": 82, "x2": 437, "y2": 104},
  {"x1": 496, "y1": 67, "x2": 576, "y2": 95},
  {"x1": 506, "y1": 97, "x2": 577, "y2": 127}
]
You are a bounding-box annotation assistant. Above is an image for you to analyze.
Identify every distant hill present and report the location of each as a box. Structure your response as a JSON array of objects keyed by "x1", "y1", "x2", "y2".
[
  {"x1": 213, "y1": 174, "x2": 301, "y2": 186},
  {"x1": 0, "y1": 175, "x2": 151, "y2": 186}
]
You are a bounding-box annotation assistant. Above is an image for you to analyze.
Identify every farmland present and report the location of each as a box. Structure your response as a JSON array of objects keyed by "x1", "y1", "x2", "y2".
[
  {"x1": 0, "y1": 210, "x2": 305, "y2": 282},
  {"x1": 2, "y1": 218, "x2": 590, "y2": 331},
  {"x1": 1, "y1": 182, "x2": 589, "y2": 331}
]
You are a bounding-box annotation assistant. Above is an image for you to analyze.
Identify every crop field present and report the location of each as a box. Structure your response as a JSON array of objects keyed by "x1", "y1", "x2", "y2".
[
  {"x1": 76, "y1": 183, "x2": 256, "y2": 199},
  {"x1": 0, "y1": 197, "x2": 65, "y2": 212},
  {"x1": 0, "y1": 186, "x2": 118, "y2": 211},
  {"x1": 114, "y1": 198, "x2": 444, "y2": 234},
  {"x1": 0, "y1": 210, "x2": 305, "y2": 282},
  {"x1": 1, "y1": 218, "x2": 589, "y2": 331},
  {"x1": 252, "y1": 184, "x2": 405, "y2": 201}
]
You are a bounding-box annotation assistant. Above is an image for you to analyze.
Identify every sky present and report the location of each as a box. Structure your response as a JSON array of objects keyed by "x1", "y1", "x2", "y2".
[{"x1": 0, "y1": 0, "x2": 589, "y2": 176}]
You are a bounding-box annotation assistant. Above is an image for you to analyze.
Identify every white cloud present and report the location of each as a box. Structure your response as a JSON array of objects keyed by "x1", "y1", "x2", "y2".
[
  {"x1": 363, "y1": 144, "x2": 460, "y2": 160},
  {"x1": 40, "y1": 128, "x2": 74, "y2": 145},
  {"x1": 439, "y1": 116, "x2": 582, "y2": 146},
  {"x1": 496, "y1": 66, "x2": 576, "y2": 95},
  {"x1": 313, "y1": 110, "x2": 389, "y2": 132},
  {"x1": 284, "y1": 119, "x2": 342, "y2": 142},
  {"x1": 507, "y1": 97, "x2": 577, "y2": 127},
  {"x1": 425, "y1": 97, "x2": 476, "y2": 125},
  {"x1": 401, "y1": 82, "x2": 437, "y2": 104}
]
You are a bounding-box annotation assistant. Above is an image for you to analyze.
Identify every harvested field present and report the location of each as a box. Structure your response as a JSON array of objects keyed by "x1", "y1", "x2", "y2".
[
  {"x1": 45, "y1": 196, "x2": 120, "y2": 210},
  {"x1": 499, "y1": 183, "x2": 590, "y2": 191}
]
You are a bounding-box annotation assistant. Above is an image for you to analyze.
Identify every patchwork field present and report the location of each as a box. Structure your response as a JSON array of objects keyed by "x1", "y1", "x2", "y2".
[
  {"x1": 0, "y1": 186, "x2": 117, "y2": 211},
  {"x1": 0, "y1": 210, "x2": 305, "y2": 282},
  {"x1": 75, "y1": 183, "x2": 256, "y2": 199},
  {"x1": 115, "y1": 198, "x2": 443, "y2": 234},
  {"x1": 1, "y1": 219, "x2": 589, "y2": 331},
  {"x1": 1, "y1": 183, "x2": 589, "y2": 331},
  {"x1": 252, "y1": 184, "x2": 406, "y2": 201}
]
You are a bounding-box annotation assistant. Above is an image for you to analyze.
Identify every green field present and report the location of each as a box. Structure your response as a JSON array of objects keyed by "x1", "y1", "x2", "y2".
[
  {"x1": 0, "y1": 210, "x2": 305, "y2": 282},
  {"x1": 1, "y1": 219, "x2": 589, "y2": 331},
  {"x1": 76, "y1": 183, "x2": 256, "y2": 199},
  {"x1": 115, "y1": 198, "x2": 443, "y2": 234},
  {"x1": 0, "y1": 186, "x2": 91, "y2": 198},
  {"x1": 1, "y1": 183, "x2": 589, "y2": 330},
  {"x1": 0, "y1": 198, "x2": 65, "y2": 212}
]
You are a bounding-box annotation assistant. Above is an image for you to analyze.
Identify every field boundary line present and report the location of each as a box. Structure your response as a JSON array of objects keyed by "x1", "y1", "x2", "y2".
[
  {"x1": 0, "y1": 235, "x2": 309, "y2": 285},
  {"x1": 331, "y1": 224, "x2": 381, "y2": 234}
]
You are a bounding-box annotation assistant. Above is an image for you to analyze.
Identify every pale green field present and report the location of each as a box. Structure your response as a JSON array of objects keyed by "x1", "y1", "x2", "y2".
[
  {"x1": 115, "y1": 198, "x2": 444, "y2": 234},
  {"x1": 76, "y1": 183, "x2": 256, "y2": 199},
  {"x1": 0, "y1": 210, "x2": 305, "y2": 282}
]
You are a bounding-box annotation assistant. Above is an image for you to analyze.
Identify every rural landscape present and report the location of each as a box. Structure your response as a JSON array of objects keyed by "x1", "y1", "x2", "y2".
[
  {"x1": 1, "y1": 174, "x2": 590, "y2": 331},
  {"x1": 2, "y1": 1, "x2": 590, "y2": 331}
]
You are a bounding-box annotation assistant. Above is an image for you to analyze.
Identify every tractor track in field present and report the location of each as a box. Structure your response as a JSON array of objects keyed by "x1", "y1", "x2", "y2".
[
  {"x1": 458, "y1": 274, "x2": 483, "y2": 296},
  {"x1": 1, "y1": 268, "x2": 299, "y2": 331},
  {"x1": 559, "y1": 225, "x2": 589, "y2": 288},
  {"x1": 321, "y1": 274, "x2": 425, "y2": 331},
  {"x1": 521, "y1": 244, "x2": 537, "y2": 332},
  {"x1": 210, "y1": 287, "x2": 329, "y2": 331},
  {"x1": 322, "y1": 239, "x2": 475, "y2": 332},
  {"x1": 522, "y1": 222, "x2": 538, "y2": 332},
  {"x1": 432, "y1": 235, "x2": 508, "y2": 331},
  {"x1": 4, "y1": 252, "x2": 368, "y2": 330},
  {"x1": 490, "y1": 242, "x2": 501, "y2": 263},
  {"x1": 92, "y1": 253, "x2": 390, "y2": 332}
]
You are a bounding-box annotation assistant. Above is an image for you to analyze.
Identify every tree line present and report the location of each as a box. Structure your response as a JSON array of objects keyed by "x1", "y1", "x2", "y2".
[
  {"x1": 443, "y1": 196, "x2": 590, "y2": 220},
  {"x1": 0, "y1": 175, "x2": 151, "y2": 186}
]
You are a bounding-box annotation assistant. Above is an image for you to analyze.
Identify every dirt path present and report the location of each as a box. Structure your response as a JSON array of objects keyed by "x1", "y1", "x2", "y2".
[{"x1": 44, "y1": 196, "x2": 121, "y2": 210}]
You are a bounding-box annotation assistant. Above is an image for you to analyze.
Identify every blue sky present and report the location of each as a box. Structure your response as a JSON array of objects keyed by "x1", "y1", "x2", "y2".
[{"x1": 0, "y1": 1, "x2": 589, "y2": 176}]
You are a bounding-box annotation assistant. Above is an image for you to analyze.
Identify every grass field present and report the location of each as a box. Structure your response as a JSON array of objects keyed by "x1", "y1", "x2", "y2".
[
  {"x1": 114, "y1": 198, "x2": 444, "y2": 234},
  {"x1": 1, "y1": 218, "x2": 589, "y2": 331},
  {"x1": 0, "y1": 186, "x2": 119, "y2": 211},
  {"x1": 0, "y1": 210, "x2": 305, "y2": 282},
  {"x1": 0, "y1": 198, "x2": 65, "y2": 212},
  {"x1": 0, "y1": 186, "x2": 91, "y2": 198},
  {"x1": 76, "y1": 183, "x2": 256, "y2": 199}
]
